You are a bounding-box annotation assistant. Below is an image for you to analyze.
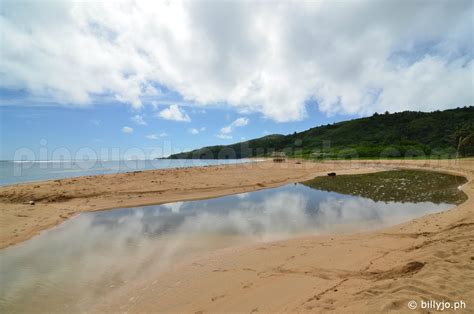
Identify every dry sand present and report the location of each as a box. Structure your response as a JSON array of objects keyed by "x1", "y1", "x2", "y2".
[{"x1": 1, "y1": 159, "x2": 473, "y2": 313}]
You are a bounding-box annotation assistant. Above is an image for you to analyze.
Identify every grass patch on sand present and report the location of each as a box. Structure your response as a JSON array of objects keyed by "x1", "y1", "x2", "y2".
[{"x1": 303, "y1": 170, "x2": 468, "y2": 205}]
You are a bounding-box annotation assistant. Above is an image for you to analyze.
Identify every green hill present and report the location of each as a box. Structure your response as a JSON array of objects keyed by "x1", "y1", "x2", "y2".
[{"x1": 169, "y1": 107, "x2": 474, "y2": 159}]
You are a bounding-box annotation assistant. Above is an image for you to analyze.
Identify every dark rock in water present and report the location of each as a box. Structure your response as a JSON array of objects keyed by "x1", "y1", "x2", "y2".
[{"x1": 327, "y1": 172, "x2": 336, "y2": 177}]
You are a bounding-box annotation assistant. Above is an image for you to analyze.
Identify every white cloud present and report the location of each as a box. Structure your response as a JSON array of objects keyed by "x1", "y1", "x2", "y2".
[
  {"x1": 220, "y1": 117, "x2": 249, "y2": 134},
  {"x1": 158, "y1": 104, "x2": 191, "y2": 122},
  {"x1": 218, "y1": 117, "x2": 249, "y2": 138},
  {"x1": 221, "y1": 126, "x2": 232, "y2": 134},
  {"x1": 146, "y1": 132, "x2": 167, "y2": 140},
  {"x1": 233, "y1": 117, "x2": 249, "y2": 127},
  {"x1": 216, "y1": 134, "x2": 232, "y2": 140},
  {"x1": 122, "y1": 126, "x2": 133, "y2": 134},
  {"x1": 131, "y1": 114, "x2": 147, "y2": 125},
  {"x1": 189, "y1": 126, "x2": 206, "y2": 134},
  {"x1": 1, "y1": 1, "x2": 472, "y2": 120}
]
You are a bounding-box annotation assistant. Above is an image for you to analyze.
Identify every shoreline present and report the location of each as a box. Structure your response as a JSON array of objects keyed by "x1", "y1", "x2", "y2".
[
  {"x1": 93, "y1": 159, "x2": 473, "y2": 313},
  {"x1": 0, "y1": 159, "x2": 390, "y2": 249},
  {"x1": 0, "y1": 158, "x2": 261, "y2": 188},
  {"x1": 0, "y1": 159, "x2": 471, "y2": 250},
  {"x1": 1, "y1": 158, "x2": 473, "y2": 312}
]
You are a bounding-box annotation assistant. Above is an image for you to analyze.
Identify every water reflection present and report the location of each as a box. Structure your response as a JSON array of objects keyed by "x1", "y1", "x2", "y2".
[{"x1": 0, "y1": 184, "x2": 454, "y2": 313}]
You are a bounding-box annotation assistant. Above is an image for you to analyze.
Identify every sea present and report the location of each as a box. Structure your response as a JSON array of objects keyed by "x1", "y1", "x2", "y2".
[{"x1": 0, "y1": 159, "x2": 256, "y2": 186}]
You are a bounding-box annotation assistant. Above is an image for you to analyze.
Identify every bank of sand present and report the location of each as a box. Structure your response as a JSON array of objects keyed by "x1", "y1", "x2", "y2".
[
  {"x1": 0, "y1": 160, "x2": 384, "y2": 248},
  {"x1": 1, "y1": 159, "x2": 473, "y2": 312}
]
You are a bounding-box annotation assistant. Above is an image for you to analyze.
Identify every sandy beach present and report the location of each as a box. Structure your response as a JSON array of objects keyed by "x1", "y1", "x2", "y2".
[
  {"x1": 2, "y1": 1, "x2": 472, "y2": 312},
  {"x1": 0, "y1": 159, "x2": 384, "y2": 249},
  {"x1": 1, "y1": 159, "x2": 473, "y2": 313}
]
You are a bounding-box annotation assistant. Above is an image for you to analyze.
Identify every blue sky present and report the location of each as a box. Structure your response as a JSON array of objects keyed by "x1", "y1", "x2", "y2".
[
  {"x1": 0, "y1": 1, "x2": 472, "y2": 160},
  {"x1": 0, "y1": 93, "x2": 355, "y2": 160}
]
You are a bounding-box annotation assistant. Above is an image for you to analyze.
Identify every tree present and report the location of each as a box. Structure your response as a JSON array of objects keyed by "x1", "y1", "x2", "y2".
[{"x1": 455, "y1": 122, "x2": 474, "y2": 158}]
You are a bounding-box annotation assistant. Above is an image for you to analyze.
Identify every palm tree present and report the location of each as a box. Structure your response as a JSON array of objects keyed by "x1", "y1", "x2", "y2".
[{"x1": 457, "y1": 133, "x2": 474, "y2": 159}]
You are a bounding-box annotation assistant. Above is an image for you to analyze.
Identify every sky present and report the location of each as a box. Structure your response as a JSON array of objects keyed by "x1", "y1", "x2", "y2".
[{"x1": 0, "y1": 0, "x2": 473, "y2": 160}]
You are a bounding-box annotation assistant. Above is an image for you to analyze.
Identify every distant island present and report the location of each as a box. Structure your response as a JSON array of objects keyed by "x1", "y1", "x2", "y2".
[{"x1": 168, "y1": 107, "x2": 474, "y2": 159}]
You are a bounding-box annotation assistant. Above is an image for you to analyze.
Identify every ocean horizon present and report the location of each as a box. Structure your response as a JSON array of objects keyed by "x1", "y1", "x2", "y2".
[{"x1": 0, "y1": 159, "x2": 255, "y2": 186}]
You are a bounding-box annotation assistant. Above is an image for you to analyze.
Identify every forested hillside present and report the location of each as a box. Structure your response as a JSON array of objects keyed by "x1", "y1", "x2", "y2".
[{"x1": 169, "y1": 107, "x2": 474, "y2": 159}]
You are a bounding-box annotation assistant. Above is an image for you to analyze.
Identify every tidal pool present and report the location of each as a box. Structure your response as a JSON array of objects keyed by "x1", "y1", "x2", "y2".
[{"x1": 0, "y1": 170, "x2": 467, "y2": 313}]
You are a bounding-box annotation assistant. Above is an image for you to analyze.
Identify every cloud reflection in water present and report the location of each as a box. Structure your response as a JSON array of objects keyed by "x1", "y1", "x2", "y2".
[{"x1": 0, "y1": 183, "x2": 453, "y2": 313}]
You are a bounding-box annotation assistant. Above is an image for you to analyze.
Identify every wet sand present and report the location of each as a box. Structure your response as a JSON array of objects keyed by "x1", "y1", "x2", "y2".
[
  {"x1": 91, "y1": 159, "x2": 474, "y2": 313},
  {"x1": 0, "y1": 160, "x2": 384, "y2": 249},
  {"x1": 1, "y1": 159, "x2": 473, "y2": 313}
]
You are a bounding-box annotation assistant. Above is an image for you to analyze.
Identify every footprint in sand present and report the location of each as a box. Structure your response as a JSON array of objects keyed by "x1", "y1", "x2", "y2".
[
  {"x1": 192, "y1": 262, "x2": 204, "y2": 267},
  {"x1": 242, "y1": 282, "x2": 253, "y2": 289},
  {"x1": 211, "y1": 294, "x2": 226, "y2": 302}
]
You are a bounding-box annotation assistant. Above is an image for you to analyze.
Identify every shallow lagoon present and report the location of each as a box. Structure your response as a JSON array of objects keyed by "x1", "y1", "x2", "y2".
[{"x1": 0, "y1": 170, "x2": 467, "y2": 312}]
